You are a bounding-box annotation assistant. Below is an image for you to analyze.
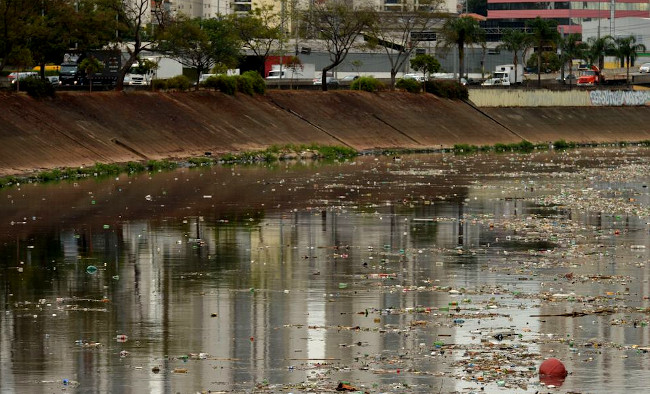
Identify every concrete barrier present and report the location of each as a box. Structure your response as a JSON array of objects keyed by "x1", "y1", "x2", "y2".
[{"x1": 470, "y1": 89, "x2": 650, "y2": 107}]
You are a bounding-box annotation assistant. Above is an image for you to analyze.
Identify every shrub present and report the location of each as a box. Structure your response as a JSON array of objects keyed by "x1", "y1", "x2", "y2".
[
  {"x1": 453, "y1": 144, "x2": 479, "y2": 154},
  {"x1": 166, "y1": 75, "x2": 191, "y2": 91},
  {"x1": 308, "y1": 145, "x2": 358, "y2": 160},
  {"x1": 242, "y1": 71, "x2": 266, "y2": 94},
  {"x1": 516, "y1": 140, "x2": 535, "y2": 152},
  {"x1": 151, "y1": 79, "x2": 168, "y2": 91},
  {"x1": 493, "y1": 140, "x2": 536, "y2": 153},
  {"x1": 37, "y1": 169, "x2": 62, "y2": 182},
  {"x1": 395, "y1": 78, "x2": 421, "y2": 93},
  {"x1": 146, "y1": 160, "x2": 177, "y2": 171},
  {"x1": 213, "y1": 75, "x2": 237, "y2": 95},
  {"x1": 235, "y1": 75, "x2": 254, "y2": 95},
  {"x1": 125, "y1": 161, "x2": 146, "y2": 173},
  {"x1": 91, "y1": 162, "x2": 122, "y2": 175},
  {"x1": 188, "y1": 157, "x2": 215, "y2": 167},
  {"x1": 424, "y1": 80, "x2": 469, "y2": 100},
  {"x1": 202, "y1": 75, "x2": 220, "y2": 90},
  {"x1": 351, "y1": 76, "x2": 384, "y2": 92},
  {"x1": 21, "y1": 76, "x2": 55, "y2": 98},
  {"x1": 165, "y1": 77, "x2": 178, "y2": 90},
  {"x1": 553, "y1": 139, "x2": 576, "y2": 149},
  {"x1": 0, "y1": 175, "x2": 18, "y2": 188}
]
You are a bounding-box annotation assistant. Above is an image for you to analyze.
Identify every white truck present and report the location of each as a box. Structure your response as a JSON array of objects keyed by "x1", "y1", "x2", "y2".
[
  {"x1": 124, "y1": 56, "x2": 184, "y2": 86},
  {"x1": 266, "y1": 63, "x2": 315, "y2": 80},
  {"x1": 482, "y1": 64, "x2": 524, "y2": 86}
]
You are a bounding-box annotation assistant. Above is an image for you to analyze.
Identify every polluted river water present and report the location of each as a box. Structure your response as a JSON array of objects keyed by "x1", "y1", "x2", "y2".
[{"x1": 2, "y1": 148, "x2": 650, "y2": 393}]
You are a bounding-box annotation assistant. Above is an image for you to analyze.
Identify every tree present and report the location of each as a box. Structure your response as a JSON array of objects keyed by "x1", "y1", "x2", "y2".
[
  {"x1": 0, "y1": 0, "x2": 32, "y2": 73},
  {"x1": 103, "y1": 0, "x2": 171, "y2": 91},
  {"x1": 437, "y1": 15, "x2": 485, "y2": 84},
  {"x1": 526, "y1": 17, "x2": 559, "y2": 87},
  {"x1": 614, "y1": 36, "x2": 646, "y2": 85},
  {"x1": 202, "y1": 17, "x2": 242, "y2": 74},
  {"x1": 557, "y1": 33, "x2": 587, "y2": 87},
  {"x1": 26, "y1": 0, "x2": 85, "y2": 80},
  {"x1": 366, "y1": 0, "x2": 443, "y2": 89},
  {"x1": 586, "y1": 35, "x2": 615, "y2": 77},
  {"x1": 410, "y1": 53, "x2": 440, "y2": 84},
  {"x1": 73, "y1": 0, "x2": 123, "y2": 51},
  {"x1": 133, "y1": 57, "x2": 158, "y2": 75},
  {"x1": 6, "y1": 46, "x2": 32, "y2": 91},
  {"x1": 350, "y1": 60, "x2": 363, "y2": 76},
  {"x1": 284, "y1": 55, "x2": 302, "y2": 88},
  {"x1": 132, "y1": 57, "x2": 159, "y2": 87},
  {"x1": 79, "y1": 56, "x2": 102, "y2": 92},
  {"x1": 158, "y1": 17, "x2": 240, "y2": 89},
  {"x1": 305, "y1": 0, "x2": 376, "y2": 91},
  {"x1": 496, "y1": 29, "x2": 531, "y2": 87},
  {"x1": 230, "y1": 5, "x2": 284, "y2": 74},
  {"x1": 0, "y1": 0, "x2": 118, "y2": 75}
]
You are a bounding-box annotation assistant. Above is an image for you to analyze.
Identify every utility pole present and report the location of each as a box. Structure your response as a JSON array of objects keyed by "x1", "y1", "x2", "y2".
[
  {"x1": 559, "y1": 26, "x2": 567, "y2": 83},
  {"x1": 279, "y1": 0, "x2": 286, "y2": 87},
  {"x1": 609, "y1": 0, "x2": 616, "y2": 37}
]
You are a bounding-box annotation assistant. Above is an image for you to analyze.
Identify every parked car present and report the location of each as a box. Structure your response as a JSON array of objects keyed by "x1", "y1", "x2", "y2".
[
  {"x1": 340, "y1": 75, "x2": 359, "y2": 84},
  {"x1": 402, "y1": 73, "x2": 424, "y2": 82},
  {"x1": 639, "y1": 63, "x2": 650, "y2": 73},
  {"x1": 313, "y1": 76, "x2": 339, "y2": 86},
  {"x1": 7, "y1": 71, "x2": 38, "y2": 84},
  {"x1": 46, "y1": 75, "x2": 60, "y2": 85}
]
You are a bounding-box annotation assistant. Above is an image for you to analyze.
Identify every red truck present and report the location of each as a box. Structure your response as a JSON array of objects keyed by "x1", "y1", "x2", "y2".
[{"x1": 576, "y1": 65, "x2": 604, "y2": 86}]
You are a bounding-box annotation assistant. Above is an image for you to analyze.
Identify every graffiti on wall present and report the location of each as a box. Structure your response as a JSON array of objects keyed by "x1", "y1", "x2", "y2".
[{"x1": 589, "y1": 90, "x2": 649, "y2": 106}]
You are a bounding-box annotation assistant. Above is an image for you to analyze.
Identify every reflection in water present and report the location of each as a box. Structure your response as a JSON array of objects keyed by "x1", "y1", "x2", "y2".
[{"x1": 1, "y1": 150, "x2": 650, "y2": 392}]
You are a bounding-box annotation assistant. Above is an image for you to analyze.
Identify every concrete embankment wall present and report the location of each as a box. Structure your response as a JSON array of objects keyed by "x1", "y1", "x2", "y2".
[
  {"x1": 469, "y1": 89, "x2": 650, "y2": 107},
  {"x1": 1, "y1": 90, "x2": 649, "y2": 176}
]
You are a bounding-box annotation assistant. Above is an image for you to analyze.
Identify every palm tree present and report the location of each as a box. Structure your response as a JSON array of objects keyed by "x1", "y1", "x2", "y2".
[
  {"x1": 586, "y1": 35, "x2": 615, "y2": 72},
  {"x1": 558, "y1": 33, "x2": 587, "y2": 87},
  {"x1": 79, "y1": 56, "x2": 102, "y2": 92},
  {"x1": 438, "y1": 15, "x2": 485, "y2": 84},
  {"x1": 526, "y1": 17, "x2": 559, "y2": 87},
  {"x1": 496, "y1": 29, "x2": 532, "y2": 86},
  {"x1": 614, "y1": 36, "x2": 647, "y2": 85}
]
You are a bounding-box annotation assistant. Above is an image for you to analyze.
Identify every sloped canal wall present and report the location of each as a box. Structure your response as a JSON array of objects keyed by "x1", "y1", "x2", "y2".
[{"x1": 0, "y1": 90, "x2": 649, "y2": 176}]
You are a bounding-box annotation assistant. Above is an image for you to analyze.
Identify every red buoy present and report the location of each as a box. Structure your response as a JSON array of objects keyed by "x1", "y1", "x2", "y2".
[
  {"x1": 539, "y1": 358, "x2": 568, "y2": 377},
  {"x1": 539, "y1": 358, "x2": 568, "y2": 386}
]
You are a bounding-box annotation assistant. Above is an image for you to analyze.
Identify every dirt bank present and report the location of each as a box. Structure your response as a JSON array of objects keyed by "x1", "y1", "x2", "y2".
[{"x1": 1, "y1": 90, "x2": 649, "y2": 176}]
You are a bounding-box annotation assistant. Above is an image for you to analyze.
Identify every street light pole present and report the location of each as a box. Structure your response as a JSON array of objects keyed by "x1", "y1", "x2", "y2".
[
  {"x1": 279, "y1": 0, "x2": 286, "y2": 87},
  {"x1": 609, "y1": 0, "x2": 616, "y2": 37}
]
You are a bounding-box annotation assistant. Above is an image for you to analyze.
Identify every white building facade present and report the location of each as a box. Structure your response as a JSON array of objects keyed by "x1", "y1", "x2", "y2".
[{"x1": 167, "y1": 0, "x2": 458, "y2": 18}]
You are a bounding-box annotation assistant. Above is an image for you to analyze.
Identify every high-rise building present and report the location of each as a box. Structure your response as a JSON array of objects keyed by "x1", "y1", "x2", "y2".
[
  {"x1": 381, "y1": 0, "x2": 457, "y2": 13},
  {"x1": 169, "y1": 0, "x2": 232, "y2": 18},
  {"x1": 485, "y1": 0, "x2": 650, "y2": 36},
  {"x1": 168, "y1": 0, "x2": 459, "y2": 18}
]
